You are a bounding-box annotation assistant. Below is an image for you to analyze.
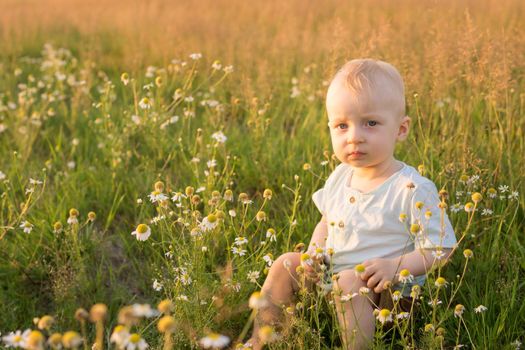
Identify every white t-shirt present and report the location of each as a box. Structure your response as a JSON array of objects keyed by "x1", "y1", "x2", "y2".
[{"x1": 312, "y1": 161, "x2": 457, "y2": 293}]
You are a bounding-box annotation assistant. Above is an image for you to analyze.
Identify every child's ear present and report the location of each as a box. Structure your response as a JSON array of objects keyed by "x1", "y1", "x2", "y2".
[{"x1": 396, "y1": 116, "x2": 411, "y2": 141}]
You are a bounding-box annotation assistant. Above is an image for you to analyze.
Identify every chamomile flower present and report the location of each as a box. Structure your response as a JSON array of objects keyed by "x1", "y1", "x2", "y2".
[
  {"x1": 131, "y1": 224, "x2": 151, "y2": 241},
  {"x1": 228, "y1": 209, "x2": 236, "y2": 217},
  {"x1": 125, "y1": 333, "x2": 148, "y2": 350},
  {"x1": 131, "y1": 304, "x2": 159, "y2": 318},
  {"x1": 463, "y1": 249, "x2": 474, "y2": 259},
  {"x1": 262, "y1": 254, "x2": 274, "y2": 266},
  {"x1": 354, "y1": 264, "x2": 366, "y2": 278},
  {"x1": 266, "y1": 228, "x2": 277, "y2": 242},
  {"x1": 120, "y1": 73, "x2": 130, "y2": 85},
  {"x1": 399, "y1": 213, "x2": 407, "y2": 223},
  {"x1": 20, "y1": 220, "x2": 33, "y2": 233},
  {"x1": 398, "y1": 269, "x2": 414, "y2": 283},
  {"x1": 211, "y1": 131, "x2": 227, "y2": 143},
  {"x1": 47, "y1": 333, "x2": 63, "y2": 349},
  {"x1": 199, "y1": 333, "x2": 230, "y2": 349},
  {"x1": 300, "y1": 253, "x2": 313, "y2": 266},
  {"x1": 200, "y1": 214, "x2": 218, "y2": 232},
  {"x1": 139, "y1": 97, "x2": 152, "y2": 110},
  {"x1": 189, "y1": 53, "x2": 202, "y2": 60},
  {"x1": 110, "y1": 325, "x2": 130, "y2": 348},
  {"x1": 148, "y1": 191, "x2": 168, "y2": 203},
  {"x1": 454, "y1": 304, "x2": 465, "y2": 317},
  {"x1": 62, "y1": 331, "x2": 83, "y2": 349},
  {"x1": 376, "y1": 309, "x2": 393, "y2": 324},
  {"x1": 0, "y1": 170, "x2": 6, "y2": 180},
  {"x1": 152, "y1": 279, "x2": 163, "y2": 292},
  {"x1": 359, "y1": 287, "x2": 370, "y2": 296},
  {"x1": 474, "y1": 305, "x2": 488, "y2": 313},
  {"x1": 432, "y1": 249, "x2": 446, "y2": 260},
  {"x1": 247, "y1": 271, "x2": 260, "y2": 284},
  {"x1": 396, "y1": 312, "x2": 410, "y2": 320},
  {"x1": 498, "y1": 185, "x2": 509, "y2": 193},
  {"x1": 258, "y1": 326, "x2": 279, "y2": 344},
  {"x1": 340, "y1": 293, "x2": 358, "y2": 302},
  {"x1": 434, "y1": 277, "x2": 448, "y2": 288},
  {"x1": 2, "y1": 329, "x2": 31, "y2": 348},
  {"x1": 464, "y1": 202, "x2": 475, "y2": 212},
  {"x1": 231, "y1": 246, "x2": 247, "y2": 256},
  {"x1": 249, "y1": 291, "x2": 269, "y2": 309},
  {"x1": 487, "y1": 188, "x2": 497, "y2": 198}
]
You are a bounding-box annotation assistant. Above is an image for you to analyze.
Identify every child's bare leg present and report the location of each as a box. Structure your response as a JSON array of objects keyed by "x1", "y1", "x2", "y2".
[
  {"x1": 247, "y1": 252, "x2": 313, "y2": 349},
  {"x1": 333, "y1": 270, "x2": 380, "y2": 350}
]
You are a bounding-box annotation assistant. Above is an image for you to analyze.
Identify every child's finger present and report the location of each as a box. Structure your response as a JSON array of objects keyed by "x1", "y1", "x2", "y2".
[{"x1": 366, "y1": 274, "x2": 380, "y2": 289}]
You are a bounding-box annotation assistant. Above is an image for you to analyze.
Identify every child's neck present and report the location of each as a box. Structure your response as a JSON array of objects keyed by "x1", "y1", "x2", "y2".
[{"x1": 351, "y1": 158, "x2": 402, "y2": 183}]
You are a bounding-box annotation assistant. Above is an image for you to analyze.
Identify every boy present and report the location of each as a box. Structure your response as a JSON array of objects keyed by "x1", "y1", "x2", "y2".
[{"x1": 247, "y1": 59, "x2": 457, "y2": 349}]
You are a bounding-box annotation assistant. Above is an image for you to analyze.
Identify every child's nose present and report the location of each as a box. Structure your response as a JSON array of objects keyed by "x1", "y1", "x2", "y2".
[{"x1": 346, "y1": 127, "x2": 364, "y2": 144}]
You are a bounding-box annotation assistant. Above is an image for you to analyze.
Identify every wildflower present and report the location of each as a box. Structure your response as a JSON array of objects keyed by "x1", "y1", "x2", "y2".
[
  {"x1": 189, "y1": 53, "x2": 202, "y2": 60},
  {"x1": 228, "y1": 209, "x2": 236, "y2": 217},
  {"x1": 47, "y1": 333, "x2": 62, "y2": 349},
  {"x1": 148, "y1": 190, "x2": 168, "y2": 203},
  {"x1": 157, "y1": 316, "x2": 176, "y2": 333},
  {"x1": 238, "y1": 192, "x2": 251, "y2": 204},
  {"x1": 464, "y1": 202, "x2": 474, "y2": 212},
  {"x1": 410, "y1": 285, "x2": 421, "y2": 298},
  {"x1": 396, "y1": 312, "x2": 410, "y2": 320},
  {"x1": 498, "y1": 185, "x2": 509, "y2": 193},
  {"x1": 481, "y1": 208, "x2": 493, "y2": 216},
  {"x1": 303, "y1": 163, "x2": 311, "y2": 171},
  {"x1": 249, "y1": 291, "x2": 269, "y2": 309},
  {"x1": 125, "y1": 333, "x2": 148, "y2": 350},
  {"x1": 110, "y1": 325, "x2": 130, "y2": 348},
  {"x1": 376, "y1": 309, "x2": 393, "y2": 324},
  {"x1": 417, "y1": 164, "x2": 425, "y2": 174},
  {"x1": 87, "y1": 211, "x2": 96, "y2": 222},
  {"x1": 154, "y1": 76, "x2": 163, "y2": 87},
  {"x1": 37, "y1": 315, "x2": 55, "y2": 330},
  {"x1": 487, "y1": 188, "x2": 497, "y2": 198},
  {"x1": 409, "y1": 223, "x2": 420, "y2": 235},
  {"x1": 432, "y1": 249, "x2": 446, "y2": 260},
  {"x1": 20, "y1": 220, "x2": 33, "y2": 233},
  {"x1": 211, "y1": 60, "x2": 222, "y2": 70},
  {"x1": 90, "y1": 303, "x2": 108, "y2": 322},
  {"x1": 256, "y1": 211, "x2": 267, "y2": 221},
  {"x1": 428, "y1": 299, "x2": 443, "y2": 306},
  {"x1": 266, "y1": 228, "x2": 277, "y2": 242},
  {"x1": 2, "y1": 329, "x2": 31, "y2": 348},
  {"x1": 258, "y1": 326, "x2": 279, "y2": 344},
  {"x1": 231, "y1": 246, "x2": 247, "y2": 256},
  {"x1": 152, "y1": 279, "x2": 163, "y2": 291},
  {"x1": 131, "y1": 304, "x2": 160, "y2": 319},
  {"x1": 398, "y1": 269, "x2": 414, "y2": 283},
  {"x1": 0, "y1": 170, "x2": 6, "y2": 180},
  {"x1": 199, "y1": 333, "x2": 230, "y2": 349},
  {"x1": 26, "y1": 330, "x2": 45, "y2": 350},
  {"x1": 131, "y1": 224, "x2": 151, "y2": 241},
  {"x1": 74, "y1": 308, "x2": 89, "y2": 322},
  {"x1": 176, "y1": 295, "x2": 189, "y2": 301},
  {"x1": 474, "y1": 305, "x2": 488, "y2": 313},
  {"x1": 247, "y1": 271, "x2": 260, "y2": 283},
  {"x1": 471, "y1": 192, "x2": 483, "y2": 203},
  {"x1": 359, "y1": 287, "x2": 370, "y2": 296},
  {"x1": 234, "y1": 236, "x2": 248, "y2": 246},
  {"x1": 120, "y1": 73, "x2": 130, "y2": 85},
  {"x1": 340, "y1": 293, "x2": 358, "y2": 302},
  {"x1": 207, "y1": 159, "x2": 217, "y2": 168},
  {"x1": 509, "y1": 191, "x2": 519, "y2": 200},
  {"x1": 354, "y1": 264, "x2": 366, "y2": 278},
  {"x1": 399, "y1": 213, "x2": 407, "y2": 223},
  {"x1": 211, "y1": 131, "x2": 227, "y2": 143},
  {"x1": 424, "y1": 324, "x2": 435, "y2": 332},
  {"x1": 463, "y1": 249, "x2": 474, "y2": 259},
  {"x1": 434, "y1": 277, "x2": 447, "y2": 288},
  {"x1": 223, "y1": 189, "x2": 233, "y2": 201},
  {"x1": 415, "y1": 201, "x2": 424, "y2": 210},
  {"x1": 62, "y1": 331, "x2": 83, "y2": 349},
  {"x1": 452, "y1": 304, "x2": 465, "y2": 318},
  {"x1": 200, "y1": 215, "x2": 218, "y2": 232},
  {"x1": 262, "y1": 254, "x2": 273, "y2": 266},
  {"x1": 424, "y1": 210, "x2": 432, "y2": 219},
  {"x1": 300, "y1": 253, "x2": 313, "y2": 266},
  {"x1": 223, "y1": 65, "x2": 234, "y2": 74},
  {"x1": 459, "y1": 175, "x2": 469, "y2": 184},
  {"x1": 139, "y1": 97, "x2": 152, "y2": 110}
]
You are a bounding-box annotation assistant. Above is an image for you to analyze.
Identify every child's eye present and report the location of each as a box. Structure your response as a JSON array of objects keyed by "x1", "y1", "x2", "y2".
[
  {"x1": 336, "y1": 123, "x2": 348, "y2": 130},
  {"x1": 366, "y1": 120, "x2": 378, "y2": 127}
]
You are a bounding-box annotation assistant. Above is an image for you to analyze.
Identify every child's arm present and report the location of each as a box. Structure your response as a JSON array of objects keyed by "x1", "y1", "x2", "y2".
[
  {"x1": 307, "y1": 215, "x2": 328, "y2": 252},
  {"x1": 360, "y1": 248, "x2": 453, "y2": 293},
  {"x1": 392, "y1": 248, "x2": 453, "y2": 277}
]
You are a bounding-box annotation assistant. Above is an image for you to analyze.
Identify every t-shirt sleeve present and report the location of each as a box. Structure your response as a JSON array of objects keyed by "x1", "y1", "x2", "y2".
[
  {"x1": 410, "y1": 182, "x2": 457, "y2": 249},
  {"x1": 312, "y1": 163, "x2": 346, "y2": 216}
]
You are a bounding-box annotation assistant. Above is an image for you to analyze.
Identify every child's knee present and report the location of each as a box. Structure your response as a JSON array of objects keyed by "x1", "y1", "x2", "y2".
[{"x1": 272, "y1": 252, "x2": 300, "y2": 274}]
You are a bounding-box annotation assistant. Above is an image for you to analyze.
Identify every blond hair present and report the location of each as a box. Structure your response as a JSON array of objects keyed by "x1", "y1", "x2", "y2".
[{"x1": 330, "y1": 58, "x2": 406, "y2": 118}]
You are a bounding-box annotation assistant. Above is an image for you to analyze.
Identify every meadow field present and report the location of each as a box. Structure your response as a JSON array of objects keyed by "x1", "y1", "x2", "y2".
[{"x1": 0, "y1": 0, "x2": 524, "y2": 348}]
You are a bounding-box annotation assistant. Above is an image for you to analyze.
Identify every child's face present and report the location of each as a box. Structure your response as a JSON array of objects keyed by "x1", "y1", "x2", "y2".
[{"x1": 326, "y1": 77, "x2": 410, "y2": 169}]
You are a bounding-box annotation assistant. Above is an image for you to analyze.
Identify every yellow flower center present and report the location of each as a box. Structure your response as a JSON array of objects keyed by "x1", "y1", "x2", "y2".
[
  {"x1": 471, "y1": 192, "x2": 483, "y2": 203},
  {"x1": 136, "y1": 224, "x2": 149, "y2": 234},
  {"x1": 400, "y1": 269, "x2": 410, "y2": 278},
  {"x1": 415, "y1": 201, "x2": 424, "y2": 210},
  {"x1": 379, "y1": 309, "x2": 390, "y2": 318},
  {"x1": 300, "y1": 253, "x2": 310, "y2": 262},
  {"x1": 355, "y1": 264, "x2": 365, "y2": 274},
  {"x1": 14, "y1": 335, "x2": 22, "y2": 342},
  {"x1": 208, "y1": 333, "x2": 220, "y2": 340},
  {"x1": 69, "y1": 208, "x2": 79, "y2": 217},
  {"x1": 129, "y1": 334, "x2": 141, "y2": 344},
  {"x1": 436, "y1": 277, "x2": 446, "y2": 286},
  {"x1": 410, "y1": 224, "x2": 420, "y2": 234},
  {"x1": 207, "y1": 214, "x2": 217, "y2": 223}
]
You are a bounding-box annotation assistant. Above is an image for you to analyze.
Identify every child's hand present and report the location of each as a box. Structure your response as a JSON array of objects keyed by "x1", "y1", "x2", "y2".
[
  {"x1": 360, "y1": 258, "x2": 398, "y2": 293},
  {"x1": 301, "y1": 252, "x2": 324, "y2": 282}
]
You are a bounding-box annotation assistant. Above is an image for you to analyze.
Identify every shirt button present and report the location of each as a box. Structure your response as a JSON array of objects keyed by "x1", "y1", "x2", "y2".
[{"x1": 349, "y1": 196, "x2": 356, "y2": 203}]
